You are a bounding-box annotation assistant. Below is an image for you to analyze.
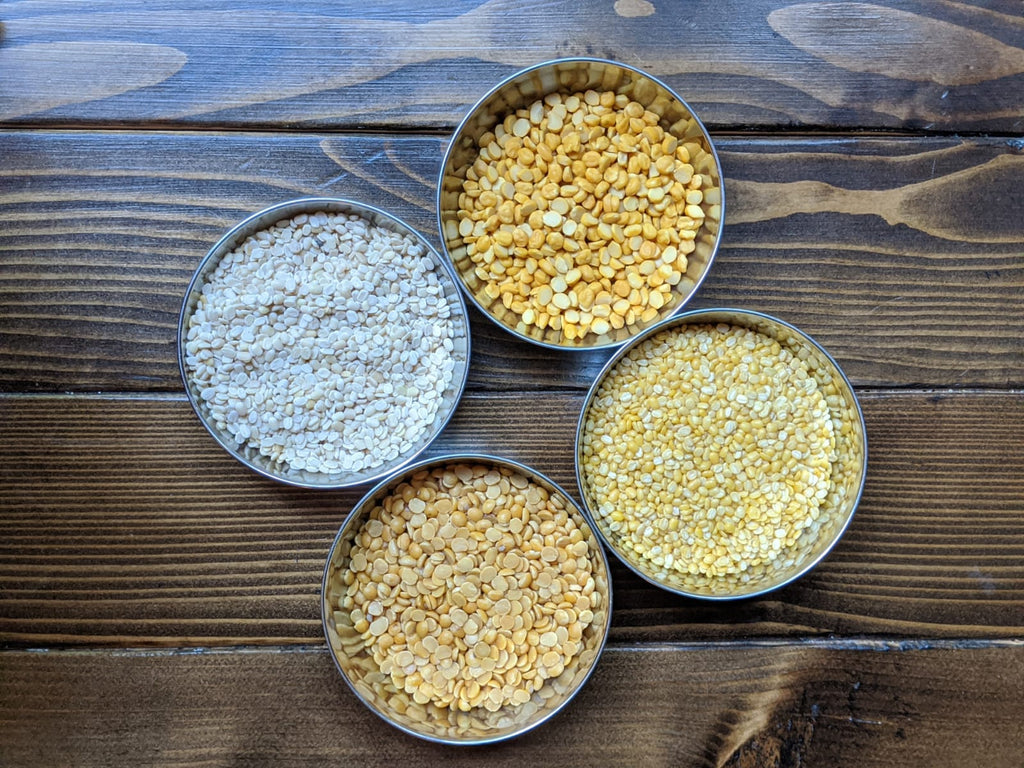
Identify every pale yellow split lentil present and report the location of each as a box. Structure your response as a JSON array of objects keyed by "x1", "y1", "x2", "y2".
[
  {"x1": 456, "y1": 89, "x2": 715, "y2": 342},
  {"x1": 329, "y1": 463, "x2": 604, "y2": 714},
  {"x1": 580, "y1": 323, "x2": 837, "y2": 591}
]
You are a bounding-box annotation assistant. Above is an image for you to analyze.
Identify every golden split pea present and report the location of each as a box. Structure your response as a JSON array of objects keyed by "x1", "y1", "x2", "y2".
[
  {"x1": 334, "y1": 462, "x2": 606, "y2": 714},
  {"x1": 456, "y1": 89, "x2": 714, "y2": 342}
]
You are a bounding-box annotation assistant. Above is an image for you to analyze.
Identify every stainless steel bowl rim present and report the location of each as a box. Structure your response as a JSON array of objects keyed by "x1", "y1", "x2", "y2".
[
  {"x1": 574, "y1": 307, "x2": 868, "y2": 600},
  {"x1": 177, "y1": 196, "x2": 472, "y2": 489},
  {"x1": 436, "y1": 56, "x2": 726, "y2": 351},
  {"x1": 320, "y1": 451, "x2": 613, "y2": 745}
]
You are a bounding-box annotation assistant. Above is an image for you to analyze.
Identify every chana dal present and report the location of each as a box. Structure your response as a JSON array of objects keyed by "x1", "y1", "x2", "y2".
[
  {"x1": 324, "y1": 462, "x2": 609, "y2": 721},
  {"x1": 455, "y1": 89, "x2": 717, "y2": 342}
]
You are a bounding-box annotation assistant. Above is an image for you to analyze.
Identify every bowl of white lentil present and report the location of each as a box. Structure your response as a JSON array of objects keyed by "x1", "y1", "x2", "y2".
[
  {"x1": 575, "y1": 309, "x2": 867, "y2": 599},
  {"x1": 437, "y1": 58, "x2": 724, "y2": 350},
  {"x1": 321, "y1": 454, "x2": 612, "y2": 744},
  {"x1": 178, "y1": 198, "x2": 471, "y2": 489}
]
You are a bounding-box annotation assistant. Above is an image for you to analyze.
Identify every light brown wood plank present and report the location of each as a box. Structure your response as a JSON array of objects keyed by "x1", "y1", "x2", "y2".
[
  {"x1": 2, "y1": 0, "x2": 1023, "y2": 132},
  {"x1": 0, "y1": 643, "x2": 1021, "y2": 767},
  {"x1": 1, "y1": 391, "x2": 1021, "y2": 645},
  {"x1": 1, "y1": 131, "x2": 1021, "y2": 392}
]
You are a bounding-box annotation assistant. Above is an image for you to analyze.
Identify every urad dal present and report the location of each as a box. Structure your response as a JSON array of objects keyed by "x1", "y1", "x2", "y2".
[
  {"x1": 324, "y1": 460, "x2": 610, "y2": 736},
  {"x1": 183, "y1": 210, "x2": 457, "y2": 476},
  {"x1": 580, "y1": 322, "x2": 839, "y2": 595}
]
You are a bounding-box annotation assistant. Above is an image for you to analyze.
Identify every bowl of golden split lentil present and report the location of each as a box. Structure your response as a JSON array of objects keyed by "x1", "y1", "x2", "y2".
[
  {"x1": 576, "y1": 309, "x2": 867, "y2": 599},
  {"x1": 437, "y1": 58, "x2": 724, "y2": 350},
  {"x1": 322, "y1": 455, "x2": 612, "y2": 744},
  {"x1": 178, "y1": 197, "x2": 471, "y2": 489}
]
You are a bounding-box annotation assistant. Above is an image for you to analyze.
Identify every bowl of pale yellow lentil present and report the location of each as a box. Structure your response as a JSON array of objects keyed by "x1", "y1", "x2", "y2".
[
  {"x1": 575, "y1": 309, "x2": 867, "y2": 599},
  {"x1": 321, "y1": 454, "x2": 612, "y2": 744},
  {"x1": 437, "y1": 58, "x2": 723, "y2": 349}
]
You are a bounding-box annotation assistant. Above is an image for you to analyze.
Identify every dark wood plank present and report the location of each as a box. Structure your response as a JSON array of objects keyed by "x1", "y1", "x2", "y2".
[
  {"x1": 1, "y1": 131, "x2": 1021, "y2": 392},
  {"x1": 1, "y1": 643, "x2": 1021, "y2": 767},
  {"x1": 1, "y1": 390, "x2": 1021, "y2": 645},
  {"x1": 2, "y1": 0, "x2": 1023, "y2": 132}
]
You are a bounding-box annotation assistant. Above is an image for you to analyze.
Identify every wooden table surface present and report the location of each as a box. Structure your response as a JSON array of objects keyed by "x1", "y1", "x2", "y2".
[{"x1": 2, "y1": 2, "x2": 1022, "y2": 765}]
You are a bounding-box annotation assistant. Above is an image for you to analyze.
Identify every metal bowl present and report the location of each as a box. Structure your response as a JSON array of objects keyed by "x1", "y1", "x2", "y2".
[
  {"x1": 321, "y1": 454, "x2": 613, "y2": 744},
  {"x1": 575, "y1": 309, "x2": 867, "y2": 599},
  {"x1": 437, "y1": 57, "x2": 724, "y2": 351},
  {"x1": 177, "y1": 197, "x2": 471, "y2": 489}
]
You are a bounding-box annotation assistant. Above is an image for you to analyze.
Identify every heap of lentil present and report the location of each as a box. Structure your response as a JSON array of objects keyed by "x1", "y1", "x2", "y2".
[
  {"x1": 184, "y1": 211, "x2": 457, "y2": 475},
  {"x1": 580, "y1": 323, "x2": 837, "y2": 592},
  {"x1": 455, "y1": 89, "x2": 715, "y2": 341},
  {"x1": 330, "y1": 463, "x2": 604, "y2": 714}
]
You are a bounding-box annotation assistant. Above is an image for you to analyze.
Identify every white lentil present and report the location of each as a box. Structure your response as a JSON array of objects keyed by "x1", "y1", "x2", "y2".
[{"x1": 184, "y1": 211, "x2": 457, "y2": 475}]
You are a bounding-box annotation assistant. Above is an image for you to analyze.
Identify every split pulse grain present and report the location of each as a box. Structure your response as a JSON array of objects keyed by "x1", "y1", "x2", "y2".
[
  {"x1": 183, "y1": 211, "x2": 457, "y2": 475},
  {"x1": 454, "y1": 89, "x2": 718, "y2": 342},
  {"x1": 327, "y1": 462, "x2": 607, "y2": 715},
  {"x1": 580, "y1": 323, "x2": 837, "y2": 594}
]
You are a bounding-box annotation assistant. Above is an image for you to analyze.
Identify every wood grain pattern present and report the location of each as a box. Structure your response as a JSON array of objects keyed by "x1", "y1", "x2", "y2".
[
  {"x1": 2, "y1": 0, "x2": 1023, "y2": 131},
  {"x1": 3, "y1": 3, "x2": 1021, "y2": 764},
  {"x1": 1, "y1": 643, "x2": 1021, "y2": 767},
  {"x1": 2, "y1": 391, "x2": 1021, "y2": 646},
  {"x1": 1, "y1": 132, "x2": 1021, "y2": 393}
]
